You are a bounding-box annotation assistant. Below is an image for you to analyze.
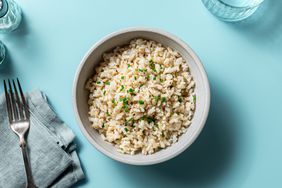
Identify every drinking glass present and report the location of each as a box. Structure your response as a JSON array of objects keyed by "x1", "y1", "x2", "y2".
[
  {"x1": 0, "y1": 0, "x2": 22, "y2": 33},
  {"x1": 202, "y1": 0, "x2": 265, "y2": 22}
]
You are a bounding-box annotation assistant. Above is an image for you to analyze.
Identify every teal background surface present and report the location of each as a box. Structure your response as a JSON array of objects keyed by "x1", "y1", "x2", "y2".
[{"x1": 0, "y1": 0, "x2": 282, "y2": 187}]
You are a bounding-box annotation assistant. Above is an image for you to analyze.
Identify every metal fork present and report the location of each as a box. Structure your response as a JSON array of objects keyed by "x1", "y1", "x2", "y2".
[{"x1": 4, "y1": 79, "x2": 38, "y2": 188}]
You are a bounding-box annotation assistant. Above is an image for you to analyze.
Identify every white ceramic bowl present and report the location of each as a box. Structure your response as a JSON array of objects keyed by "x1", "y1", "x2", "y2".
[{"x1": 73, "y1": 28, "x2": 210, "y2": 165}]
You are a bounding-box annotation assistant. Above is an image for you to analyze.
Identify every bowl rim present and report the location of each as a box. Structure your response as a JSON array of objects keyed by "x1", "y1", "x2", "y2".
[{"x1": 73, "y1": 27, "x2": 211, "y2": 165}]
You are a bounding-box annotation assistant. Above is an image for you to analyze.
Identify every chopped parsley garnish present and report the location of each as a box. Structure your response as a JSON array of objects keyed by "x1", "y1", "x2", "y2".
[
  {"x1": 149, "y1": 60, "x2": 157, "y2": 72},
  {"x1": 128, "y1": 117, "x2": 134, "y2": 122},
  {"x1": 193, "y1": 95, "x2": 196, "y2": 102},
  {"x1": 138, "y1": 68, "x2": 143, "y2": 72},
  {"x1": 120, "y1": 97, "x2": 129, "y2": 111},
  {"x1": 178, "y1": 96, "x2": 183, "y2": 103},
  {"x1": 96, "y1": 81, "x2": 101, "y2": 84},
  {"x1": 106, "y1": 111, "x2": 110, "y2": 116},
  {"x1": 138, "y1": 100, "x2": 144, "y2": 105},
  {"x1": 134, "y1": 76, "x2": 137, "y2": 80},
  {"x1": 154, "y1": 95, "x2": 160, "y2": 102},
  {"x1": 112, "y1": 99, "x2": 117, "y2": 106},
  {"x1": 125, "y1": 117, "x2": 134, "y2": 126},
  {"x1": 160, "y1": 78, "x2": 164, "y2": 83},
  {"x1": 121, "y1": 76, "x2": 125, "y2": 80},
  {"x1": 140, "y1": 84, "x2": 144, "y2": 87},
  {"x1": 140, "y1": 115, "x2": 146, "y2": 120},
  {"x1": 102, "y1": 123, "x2": 105, "y2": 128},
  {"x1": 146, "y1": 75, "x2": 150, "y2": 80},
  {"x1": 127, "y1": 64, "x2": 131, "y2": 68},
  {"x1": 147, "y1": 117, "x2": 155, "y2": 124},
  {"x1": 120, "y1": 85, "x2": 125, "y2": 91},
  {"x1": 127, "y1": 88, "x2": 134, "y2": 93},
  {"x1": 124, "y1": 128, "x2": 128, "y2": 132},
  {"x1": 161, "y1": 97, "x2": 166, "y2": 103},
  {"x1": 153, "y1": 76, "x2": 156, "y2": 80},
  {"x1": 105, "y1": 81, "x2": 110, "y2": 85},
  {"x1": 103, "y1": 91, "x2": 106, "y2": 95}
]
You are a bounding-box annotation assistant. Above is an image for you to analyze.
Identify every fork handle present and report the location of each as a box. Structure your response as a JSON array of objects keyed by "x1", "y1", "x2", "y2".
[{"x1": 20, "y1": 141, "x2": 38, "y2": 188}]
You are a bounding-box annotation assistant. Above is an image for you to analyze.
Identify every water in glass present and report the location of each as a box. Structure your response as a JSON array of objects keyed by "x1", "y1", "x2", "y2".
[
  {"x1": 202, "y1": 0, "x2": 264, "y2": 22},
  {"x1": 0, "y1": 0, "x2": 22, "y2": 33}
]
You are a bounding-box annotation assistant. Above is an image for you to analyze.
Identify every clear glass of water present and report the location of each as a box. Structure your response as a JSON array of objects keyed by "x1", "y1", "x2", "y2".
[
  {"x1": 202, "y1": 0, "x2": 265, "y2": 22},
  {"x1": 0, "y1": 0, "x2": 22, "y2": 33}
]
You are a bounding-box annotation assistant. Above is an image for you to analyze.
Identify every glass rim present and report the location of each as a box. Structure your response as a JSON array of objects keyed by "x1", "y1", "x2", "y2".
[{"x1": 217, "y1": 0, "x2": 265, "y2": 9}]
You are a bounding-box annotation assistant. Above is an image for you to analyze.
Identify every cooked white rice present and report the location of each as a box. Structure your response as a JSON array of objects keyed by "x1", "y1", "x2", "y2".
[{"x1": 86, "y1": 38, "x2": 196, "y2": 155}]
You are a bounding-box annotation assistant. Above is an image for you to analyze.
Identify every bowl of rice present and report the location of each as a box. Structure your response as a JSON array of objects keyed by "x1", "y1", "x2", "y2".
[{"x1": 73, "y1": 28, "x2": 210, "y2": 165}]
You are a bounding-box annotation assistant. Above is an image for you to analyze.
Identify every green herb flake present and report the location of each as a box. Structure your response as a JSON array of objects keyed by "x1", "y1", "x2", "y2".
[
  {"x1": 153, "y1": 77, "x2": 156, "y2": 80},
  {"x1": 127, "y1": 64, "x2": 131, "y2": 68},
  {"x1": 178, "y1": 96, "x2": 183, "y2": 103},
  {"x1": 193, "y1": 95, "x2": 196, "y2": 102},
  {"x1": 121, "y1": 76, "x2": 125, "y2": 80},
  {"x1": 134, "y1": 76, "x2": 137, "y2": 80},
  {"x1": 160, "y1": 78, "x2": 164, "y2": 83},
  {"x1": 127, "y1": 88, "x2": 134, "y2": 93},
  {"x1": 140, "y1": 115, "x2": 146, "y2": 120},
  {"x1": 161, "y1": 97, "x2": 166, "y2": 103},
  {"x1": 128, "y1": 117, "x2": 134, "y2": 122},
  {"x1": 161, "y1": 132, "x2": 165, "y2": 137},
  {"x1": 138, "y1": 100, "x2": 145, "y2": 105},
  {"x1": 106, "y1": 111, "x2": 110, "y2": 116},
  {"x1": 112, "y1": 99, "x2": 117, "y2": 106},
  {"x1": 125, "y1": 117, "x2": 134, "y2": 126},
  {"x1": 105, "y1": 81, "x2": 110, "y2": 85},
  {"x1": 138, "y1": 68, "x2": 143, "y2": 72},
  {"x1": 102, "y1": 123, "x2": 105, "y2": 128},
  {"x1": 124, "y1": 128, "x2": 128, "y2": 132},
  {"x1": 146, "y1": 75, "x2": 150, "y2": 80},
  {"x1": 147, "y1": 117, "x2": 155, "y2": 124},
  {"x1": 96, "y1": 81, "x2": 101, "y2": 84},
  {"x1": 124, "y1": 109, "x2": 129, "y2": 113},
  {"x1": 120, "y1": 85, "x2": 125, "y2": 91},
  {"x1": 103, "y1": 91, "x2": 106, "y2": 95},
  {"x1": 149, "y1": 60, "x2": 157, "y2": 72},
  {"x1": 154, "y1": 95, "x2": 160, "y2": 102},
  {"x1": 140, "y1": 84, "x2": 144, "y2": 88}
]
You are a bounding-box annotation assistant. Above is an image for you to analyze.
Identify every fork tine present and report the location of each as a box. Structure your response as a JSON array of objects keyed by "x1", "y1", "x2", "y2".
[
  {"x1": 4, "y1": 80, "x2": 13, "y2": 123},
  {"x1": 17, "y1": 78, "x2": 29, "y2": 119},
  {"x1": 8, "y1": 79, "x2": 19, "y2": 121},
  {"x1": 12, "y1": 79, "x2": 24, "y2": 119}
]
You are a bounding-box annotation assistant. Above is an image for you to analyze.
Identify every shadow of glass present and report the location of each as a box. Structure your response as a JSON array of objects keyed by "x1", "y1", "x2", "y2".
[
  {"x1": 113, "y1": 79, "x2": 243, "y2": 188},
  {"x1": 229, "y1": 0, "x2": 282, "y2": 50},
  {"x1": 0, "y1": 47, "x2": 14, "y2": 75},
  {"x1": 7, "y1": 13, "x2": 29, "y2": 37}
]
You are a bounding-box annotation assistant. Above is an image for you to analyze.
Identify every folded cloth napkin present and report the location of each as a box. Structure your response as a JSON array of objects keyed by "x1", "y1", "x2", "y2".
[{"x1": 0, "y1": 90, "x2": 84, "y2": 188}]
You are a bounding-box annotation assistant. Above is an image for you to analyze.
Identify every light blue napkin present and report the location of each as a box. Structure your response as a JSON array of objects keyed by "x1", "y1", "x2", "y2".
[{"x1": 0, "y1": 90, "x2": 84, "y2": 187}]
